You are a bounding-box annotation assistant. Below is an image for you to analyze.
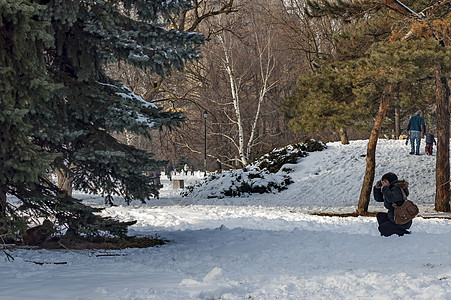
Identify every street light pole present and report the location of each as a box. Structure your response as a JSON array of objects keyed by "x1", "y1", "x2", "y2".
[{"x1": 203, "y1": 110, "x2": 208, "y2": 177}]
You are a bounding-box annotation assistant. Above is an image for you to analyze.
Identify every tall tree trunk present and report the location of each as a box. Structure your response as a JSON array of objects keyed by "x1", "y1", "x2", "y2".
[
  {"x1": 394, "y1": 103, "x2": 401, "y2": 139},
  {"x1": 55, "y1": 167, "x2": 74, "y2": 197},
  {"x1": 357, "y1": 85, "x2": 392, "y2": 215},
  {"x1": 0, "y1": 183, "x2": 7, "y2": 219},
  {"x1": 434, "y1": 67, "x2": 450, "y2": 212},
  {"x1": 339, "y1": 127, "x2": 349, "y2": 144},
  {"x1": 245, "y1": 28, "x2": 277, "y2": 160},
  {"x1": 219, "y1": 34, "x2": 247, "y2": 166}
]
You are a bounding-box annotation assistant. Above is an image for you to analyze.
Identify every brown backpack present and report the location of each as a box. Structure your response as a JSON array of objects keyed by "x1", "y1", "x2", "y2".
[{"x1": 393, "y1": 189, "x2": 419, "y2": 225}]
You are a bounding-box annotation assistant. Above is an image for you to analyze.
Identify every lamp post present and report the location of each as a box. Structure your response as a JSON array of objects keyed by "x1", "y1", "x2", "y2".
[{"x1": 203, "y1": 110, "x2": 208, "y2": 177}]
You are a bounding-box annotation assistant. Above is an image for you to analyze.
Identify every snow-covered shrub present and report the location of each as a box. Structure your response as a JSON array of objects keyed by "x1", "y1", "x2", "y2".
[
  {"x1": 253, "y1": 139, "x2": 326, "y2": 173},
  {"x1": 182, "y1": 139, "x2": 326, "y2": 198}
]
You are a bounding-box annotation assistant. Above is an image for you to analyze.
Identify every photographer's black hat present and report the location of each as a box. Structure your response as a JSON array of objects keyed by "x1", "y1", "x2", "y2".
[{"x1": 382, "y1": 172, "x2": 398, "y2": 183}]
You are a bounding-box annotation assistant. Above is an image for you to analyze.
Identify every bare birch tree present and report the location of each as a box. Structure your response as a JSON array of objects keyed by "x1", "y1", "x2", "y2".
[
  {"x1": 213, "y1": 10, "x2": 279, "y2": 166},
  {"x1": 107, "y1": 0, "x2": 305, "y2": 171}
]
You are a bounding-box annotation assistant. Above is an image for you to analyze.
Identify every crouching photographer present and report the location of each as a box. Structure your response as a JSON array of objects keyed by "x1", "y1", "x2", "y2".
[{"x1": 373, "y1": 172, "x2": 412, "y2": 237}]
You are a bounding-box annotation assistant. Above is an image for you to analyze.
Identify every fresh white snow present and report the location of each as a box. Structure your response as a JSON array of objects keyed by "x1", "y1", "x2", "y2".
[{"x1": 1, "y1": 139, "x2": 451, "y2": 299}]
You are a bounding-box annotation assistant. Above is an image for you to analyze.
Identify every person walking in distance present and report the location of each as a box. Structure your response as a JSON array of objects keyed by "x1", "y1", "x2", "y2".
[
  {"x1": 406, "y1": 110, "x2": 426, "y2": 155},
  {"x1": 425, "y1": 129, "x2": 436, "y2": 156}
]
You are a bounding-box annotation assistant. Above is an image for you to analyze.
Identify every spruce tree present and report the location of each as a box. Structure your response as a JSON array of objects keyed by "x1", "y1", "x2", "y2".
[
  {"x1": 38, "y1": 0, "x2": 204, "y2": 205},
  {"x1": 0, "y1": 0, "x2": 56, "y2": 238},
  {"x1": 0, "y1": 0, "x2": 204, "y2": 244}
]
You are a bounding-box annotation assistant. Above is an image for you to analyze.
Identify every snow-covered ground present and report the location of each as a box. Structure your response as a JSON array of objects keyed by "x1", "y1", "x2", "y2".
[{"x1": 2, "y1": 139, "x2": 451, "y2": 299}]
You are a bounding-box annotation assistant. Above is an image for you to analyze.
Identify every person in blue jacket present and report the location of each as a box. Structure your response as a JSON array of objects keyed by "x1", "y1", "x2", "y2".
[
  {"x1": 373, "y1": 172, "x2": 412, "y2": 237},
  {"x1": 406, "y1": 110, "x2": 426, "y2": 155}
]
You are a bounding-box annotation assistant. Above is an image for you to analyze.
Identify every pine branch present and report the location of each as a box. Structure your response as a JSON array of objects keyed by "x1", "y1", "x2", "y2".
[
  {"x1": 305, "y1": 0, "x2": 382, "y2": 21},
  {"x1": 1, "y1": 236, "x2": 14, "y2": 261},
  {"x1": 421, "y1": 0, "x2": 451, "y2": 17}
]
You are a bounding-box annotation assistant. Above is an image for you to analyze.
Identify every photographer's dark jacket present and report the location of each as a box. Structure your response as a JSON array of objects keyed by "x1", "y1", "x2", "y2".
[{"x1": 373, "y1": 180, "x2": 410, "y2": 223}]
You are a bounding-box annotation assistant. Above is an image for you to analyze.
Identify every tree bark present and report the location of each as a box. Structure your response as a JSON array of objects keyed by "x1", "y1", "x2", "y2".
[
  {"x1": 394, "y1": 103, "x2": 401, "y2": 139},
  {"x1": 357, "y1": 85, "x2": 392, "y2": 215},
  {"x1": 0, "y1": 183, "x2": 7, "y2": 219},
  {"x1": 434, "y1": 67, "x2": 450, "y2": 212},
  {"x1": 339, "y1": 127, "x2": 349, "y2": 144},
  {"x1": 55, "y1": 167, "x2": 74, "y2": 197}
]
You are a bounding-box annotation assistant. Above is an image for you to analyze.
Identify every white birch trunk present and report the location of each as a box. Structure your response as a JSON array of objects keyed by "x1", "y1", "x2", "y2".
[
  {"x1": 246, "y1": 30, "x2": 277, "y2": 159},
  {"x1": 219, "y1": 34, "x2": 248, "y2": 165},
  {"x1": 217, "y1": 26, "x2": 277, "y2": 167}
]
